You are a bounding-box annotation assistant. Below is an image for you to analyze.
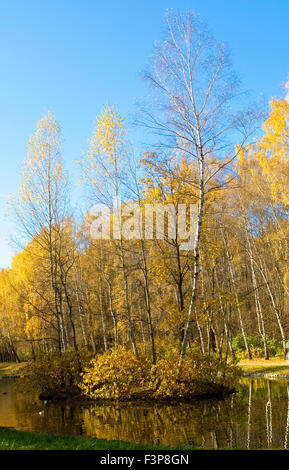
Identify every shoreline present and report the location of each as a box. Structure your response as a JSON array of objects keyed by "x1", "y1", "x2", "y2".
[
  {"x1": 243, "y1": 371, "x2": 289, "y2": 380},
  {"x1": 0, "y1": 363, "x2": 27, "y2": 379},
  {"x1": 239, "y1": 358, "x2": 289, "y2": 380}
]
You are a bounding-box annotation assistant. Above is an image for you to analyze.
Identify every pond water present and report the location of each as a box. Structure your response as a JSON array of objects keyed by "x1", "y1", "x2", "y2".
[{"x1": 1, "y1": 376, "x2": 289, "y2": 449}]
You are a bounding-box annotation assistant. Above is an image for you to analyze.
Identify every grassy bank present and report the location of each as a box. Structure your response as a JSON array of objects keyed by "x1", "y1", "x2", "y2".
[
  {"x1": 0, "y1": 428, "x2": 193, "y2": 450},
  {"x1": 0, "y1": 363, "x2": 27, "y2": 377},
  {"x1": 239, "y1": 358, "x2": 289, "y2": 375}
]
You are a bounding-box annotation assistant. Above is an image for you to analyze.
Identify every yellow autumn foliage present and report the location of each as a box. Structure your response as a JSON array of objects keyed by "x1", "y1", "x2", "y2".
[
  {"x1": 80, "y1": 346, "x2": 240, "y2": 401},
  {"x1": 81, "y1": 346, "x2": 149, "y2": 400}
]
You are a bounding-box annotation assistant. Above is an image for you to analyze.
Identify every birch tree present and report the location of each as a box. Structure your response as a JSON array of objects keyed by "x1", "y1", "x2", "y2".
[
  {"x1": 80, "y1": 106, "x2": 138, "y2": 355},
  {"x1": 12, "y1": 112, "x2": 73, "y2": 353},
  {"x1": 142, "y1": 10, "x2": 258, "y2": 370}
]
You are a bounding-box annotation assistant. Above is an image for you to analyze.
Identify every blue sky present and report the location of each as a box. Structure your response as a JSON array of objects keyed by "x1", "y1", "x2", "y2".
[{"x1": 0, "y1": 0, "x2": 288, "y2": 268}]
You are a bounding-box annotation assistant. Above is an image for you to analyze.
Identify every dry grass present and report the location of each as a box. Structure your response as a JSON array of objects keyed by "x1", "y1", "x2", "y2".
[
  {"x1": 0, "y1": 362, "x2": 27, "y2": 376},
  {"x1": 239, "y1": 357, "x2": 289, "y2": 374}
]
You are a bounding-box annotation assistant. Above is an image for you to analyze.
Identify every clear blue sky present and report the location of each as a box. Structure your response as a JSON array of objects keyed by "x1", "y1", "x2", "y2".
[{"x1": 0, "y1": 0, "x2": 288, "y2": 268}]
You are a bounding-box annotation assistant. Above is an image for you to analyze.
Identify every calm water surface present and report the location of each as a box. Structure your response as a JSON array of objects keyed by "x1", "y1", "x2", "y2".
[{"x1": 0, "y1": 377, "x2": 289, "y2": 449}]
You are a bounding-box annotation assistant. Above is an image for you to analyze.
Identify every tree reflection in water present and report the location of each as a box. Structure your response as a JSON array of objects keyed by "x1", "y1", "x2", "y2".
[
  {"x1": 2, "y1": 377, "x2": 289, "y2": 448},
  {"x1": 284, "y1": 384, "x2": 289, "y2": 449}
]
